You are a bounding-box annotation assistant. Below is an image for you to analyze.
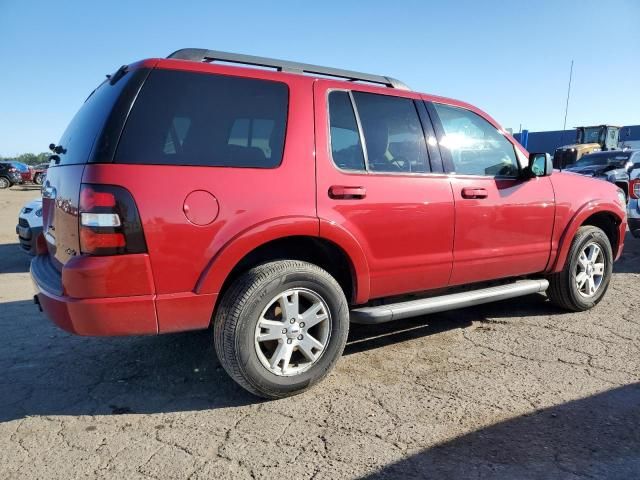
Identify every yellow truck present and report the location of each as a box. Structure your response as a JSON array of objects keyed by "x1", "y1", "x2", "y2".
[{"x1": 553, "y1": 125, "x2": 620, "y2": 168}]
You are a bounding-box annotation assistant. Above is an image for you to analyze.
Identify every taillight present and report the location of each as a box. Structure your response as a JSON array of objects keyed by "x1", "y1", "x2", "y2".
[
  {"x1": 79, "y1": 184, "x2": 147, "y2": 255},
  {"x1": 631, "y1": 179, "x2": 640, "y2": 200}
]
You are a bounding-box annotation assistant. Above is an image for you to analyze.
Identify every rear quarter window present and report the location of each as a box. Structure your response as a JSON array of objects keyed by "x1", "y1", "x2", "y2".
[
  {"x1": 55, "y1": 70, "x2": 147, "y2": 165},
  {"x1": 115, "y1": 69, "x2": 289, "y2": 168}
]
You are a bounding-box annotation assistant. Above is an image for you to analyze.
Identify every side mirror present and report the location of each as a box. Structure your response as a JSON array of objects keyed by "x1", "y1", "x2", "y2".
[{"x1": 526, "y1": 152, "x2": 553, "y2": 178}]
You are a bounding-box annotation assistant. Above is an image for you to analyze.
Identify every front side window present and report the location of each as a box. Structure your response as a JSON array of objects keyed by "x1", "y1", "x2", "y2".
[
  {"x1": 115, "y1": 70, "x2": 288, "y2": 167},
  {"x1": 352, "y1": 92, "x2": 429, "y2": 173},
  {"x1": 434, "y1": 103, "x2": 519, "y2": 177}
]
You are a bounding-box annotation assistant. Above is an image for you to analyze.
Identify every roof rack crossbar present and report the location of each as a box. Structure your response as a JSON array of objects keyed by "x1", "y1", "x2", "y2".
[{"x1": 167, "y1": 48, "x2": 410, "y2": 90}]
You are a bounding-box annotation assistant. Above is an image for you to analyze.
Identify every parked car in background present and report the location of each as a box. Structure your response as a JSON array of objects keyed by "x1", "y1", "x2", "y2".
[
  {"x1": 0, "y1": 162, "x2": 23, "y2": 189},
  {"x1": 31, "y1": 49, "x2": 628, "y2": 399},
  {"x1": 32, "y1": 163, "x2": 49, "y2": 185},
  {"x1": 16, "y1": 198, "x2": 43, "y2": 254},
  {"x1": 629, "y1": 168, "x2": 640, "y2": 238},
  {"x1": 564, "y1": 150, "x2": 640, "y2": 201},
  {"x1": 1, "y1": 161, "x2": 33, "y2": 183}
]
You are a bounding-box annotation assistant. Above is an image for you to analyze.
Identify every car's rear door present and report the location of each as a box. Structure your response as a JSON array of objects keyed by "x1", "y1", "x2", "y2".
[
  {"x1": 314, "y1": 80, "x2": 455, "y2": 301},
  {"x1": 426, "y1": 100, "x2": 555, "y2": 285}
]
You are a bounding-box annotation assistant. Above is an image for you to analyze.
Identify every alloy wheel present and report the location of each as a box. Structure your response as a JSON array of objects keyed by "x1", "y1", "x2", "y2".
[
  {"x1": 254, "y1": 288, "x2": 331, "y2": 376},
  {"x1": 575, "y1": 242, "x2": 606, "y2": 298}
]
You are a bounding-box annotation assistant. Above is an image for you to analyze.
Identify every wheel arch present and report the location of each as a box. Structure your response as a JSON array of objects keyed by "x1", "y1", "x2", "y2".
[
  {"x1": 195, "y1": 217, "x2": 370, "y2": 310},
  {"x1": 549, "y1": 201, "x2": 623, "y2": 273}
]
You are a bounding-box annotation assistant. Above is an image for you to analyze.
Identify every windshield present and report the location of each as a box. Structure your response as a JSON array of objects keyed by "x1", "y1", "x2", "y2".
[
  {"x1": 573, "y1": 153, "x2": 630, "y2": 168},
  {"x1": 577, "y1": 127, "x2": 603, "y2": 144}
]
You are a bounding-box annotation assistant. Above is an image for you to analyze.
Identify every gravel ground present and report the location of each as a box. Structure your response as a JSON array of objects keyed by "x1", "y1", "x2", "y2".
[{"x1": 1, "y1": 186, "x2": 639, "y2": 479}]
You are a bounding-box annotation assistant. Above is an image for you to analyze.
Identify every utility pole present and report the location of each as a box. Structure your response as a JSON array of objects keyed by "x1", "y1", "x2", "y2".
[{"x1": 563, "y1": 60, "x2": 574, "y2": 131}]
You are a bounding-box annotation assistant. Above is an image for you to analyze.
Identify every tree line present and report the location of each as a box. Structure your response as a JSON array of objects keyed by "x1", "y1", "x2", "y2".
[{"x1": 0, "y1": 152, "x2": 51, "y2": 166}]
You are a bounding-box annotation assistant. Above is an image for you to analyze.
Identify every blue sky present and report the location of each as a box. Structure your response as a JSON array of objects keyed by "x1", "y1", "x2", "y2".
[{"x1": 1, "y1": 0, "x2": 638, "y2": 156}]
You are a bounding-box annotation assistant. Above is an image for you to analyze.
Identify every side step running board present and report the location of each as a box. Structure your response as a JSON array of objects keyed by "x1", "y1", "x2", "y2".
[{"x1": 350, "y1": 279, "x2": 549, "y2": 324}]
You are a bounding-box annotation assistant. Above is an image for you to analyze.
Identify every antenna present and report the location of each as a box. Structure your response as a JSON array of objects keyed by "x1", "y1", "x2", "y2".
[{"x1": 562, "y1": 60, "x2": 574, "y2": 131}]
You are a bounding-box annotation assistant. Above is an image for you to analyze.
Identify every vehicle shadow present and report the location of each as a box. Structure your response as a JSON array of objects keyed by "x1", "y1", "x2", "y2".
[
  {"x1": 360, "y1": 382, "x2": 640, "y2": 479},
  {"x1": 1, "y1": 225, "x2": 636, "y2": 422},
  {"x1": 0, "y1": 300, "x2": 257, "y2": 422},
  {"x1": 0, "y1": 243, "x2": 31, "y2": 274},
  {"x1": 345, "y1": 308, "x2": 476, "y2": 356},
  {"x1": 0, "y1": 299, "x2": 481, "y2": 422}
]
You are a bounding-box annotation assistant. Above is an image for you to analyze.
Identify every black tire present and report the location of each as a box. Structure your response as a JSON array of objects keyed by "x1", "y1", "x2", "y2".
[
  {"x1": 34, "y1": 173, "x2": 44, "y2": 186},
  {"x1": 547, "y1": 226, "x2": 613, "y2": 311},
  {"x1": 213, "y1": 260, "x2": 349, "y2": 399},
  {"x1": 0, "y1": 177, "x2": 10, "y2": 189}
]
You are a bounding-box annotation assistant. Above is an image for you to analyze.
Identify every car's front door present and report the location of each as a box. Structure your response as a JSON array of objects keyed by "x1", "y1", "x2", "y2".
[
  {"x1": 314, "y1": 81, "x2": 455, "y2": 301},
  {"x1": 427, "y1": 101, "x2": 555, "y2": 285}
]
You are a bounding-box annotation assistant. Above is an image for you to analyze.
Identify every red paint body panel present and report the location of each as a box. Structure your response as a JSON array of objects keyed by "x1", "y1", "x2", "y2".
[
  {"x1": 313, "y1": 80, "x2": 455, "y2": 300},
  {"x1": 195, "y1": 217, "x2": 319, "y2": 295},
  {"x1": 155, "y1": 292, "x2": 218, "y2": 333},
  {"x1": 31, "y1": 56, "x2": 628, "y2": 338},
  {"x1": 546, "y1": 171, "x2": 626, "y2": 272},
  {"x1": 317, "y1": 219, "x2": 371, "y2": 304},
  {"x1": 81, "y1": 63, "x2": 316, "y2": 296},
  {"x1": 448, "y1": 176, "x2": 555, "y2": 285},
  {"x1": 35, "y1": 289, "x2": 157, "y2": 336},
  {"x1": 62, "y1": 253, "x2": 155, "y2": 298}
]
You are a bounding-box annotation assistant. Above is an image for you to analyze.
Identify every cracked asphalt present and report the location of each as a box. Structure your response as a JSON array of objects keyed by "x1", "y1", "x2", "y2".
[{"x1": 1, "y1": 187, "x2": 639, "y2": 479}]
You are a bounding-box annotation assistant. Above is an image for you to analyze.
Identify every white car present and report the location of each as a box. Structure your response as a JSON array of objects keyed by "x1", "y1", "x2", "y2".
[{"x1": 16, "y1": 198, "x2": 43, "y2": 255}]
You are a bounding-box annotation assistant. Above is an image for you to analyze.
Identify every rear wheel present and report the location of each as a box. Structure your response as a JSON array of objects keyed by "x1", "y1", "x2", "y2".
[
  {"x1": 213, "y1": 260, "x2": 349, "y2": 399},
  {"x1": 33, "y1": 173, "x2": 44, "y2": 186},
  {"x1": 547, "y1": 226, "x2": 613, "y2": 311},
  {"x1": 0, "y1": 177, "x2": 10, "y2": 189}
]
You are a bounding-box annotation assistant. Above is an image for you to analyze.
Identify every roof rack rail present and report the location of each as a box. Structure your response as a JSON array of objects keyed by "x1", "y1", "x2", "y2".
[{"x1": 167, "y1": 48, "x2": 410, "y2": 90}]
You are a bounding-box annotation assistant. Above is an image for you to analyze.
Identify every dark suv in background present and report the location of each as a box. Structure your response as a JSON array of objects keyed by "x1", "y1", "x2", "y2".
[{"x1": 0, "y1": 162, "x2": 23, "y2": 188}]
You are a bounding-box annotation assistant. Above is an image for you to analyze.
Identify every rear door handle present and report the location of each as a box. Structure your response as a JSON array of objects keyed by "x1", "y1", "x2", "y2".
[
  {"x1": 329, "y1": 185, "x2": 366, "y2": 200},
  {"x1": 461, "y1": 187, "x2": 488, "y2": 199}
]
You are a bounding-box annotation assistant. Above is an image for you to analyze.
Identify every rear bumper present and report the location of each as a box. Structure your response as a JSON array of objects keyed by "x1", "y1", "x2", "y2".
[
  {"x1": 30, "y1": 253, "x2": 217, "y2": 336},
  {"x1": 31, "y1": 254, "x2": 158, "y2": 336}
]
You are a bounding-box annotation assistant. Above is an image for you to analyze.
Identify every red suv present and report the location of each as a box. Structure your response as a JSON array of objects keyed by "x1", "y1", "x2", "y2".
[{"x1": 32, "y1": 49, "x2": 627, "y2": 398}]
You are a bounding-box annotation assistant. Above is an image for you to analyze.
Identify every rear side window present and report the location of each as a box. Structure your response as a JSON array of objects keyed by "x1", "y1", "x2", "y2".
[
  {"x1": 56, "y1": 72, "x2": 143, "y2": 165},
  {"x1": 115, "y1": 70, "x2": 288, "y2": 167},
  {"x1": 328, "y1": 91, "x2": 366, "y2": 171},
  {"x1": 353, "y1": 92, "x2": 429, "y2": 173}
]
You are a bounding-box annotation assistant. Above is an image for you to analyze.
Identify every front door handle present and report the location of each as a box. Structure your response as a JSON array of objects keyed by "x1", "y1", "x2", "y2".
[
  {"x1": 461, "y1": 187, "x2": 488, "y2": 199},
  {"x1": 328, "y1": 185, "x2": 366, "y2": 200}
]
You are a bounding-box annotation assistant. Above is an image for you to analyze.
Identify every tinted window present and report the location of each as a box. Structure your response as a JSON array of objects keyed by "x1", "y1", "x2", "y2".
[
  {"x1": 353, "y1": 92, "x2": 429, "y2": 173},
  {"x1": 434, "y1": 103, "x2": 519, "y2": 177},
  {"x1": 115, "y1": 70, "x2": 288, "y2": 167},
  {"x1": 328, "y1": 91, "x2": 366, "y2": 171},
  {"x1": 56, "y1": 73, "x2": 138, "y2": 165}
]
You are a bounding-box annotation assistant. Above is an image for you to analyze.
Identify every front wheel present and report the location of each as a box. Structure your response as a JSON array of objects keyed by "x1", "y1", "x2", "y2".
[
  {"x1": 0, "y1": 177, "x2": 10, "y2": 189},
  {"x1": 213, "y1": 260, "x2": 349, "y2": 399},
  {"x1": 33, "y1": 173, "x2": 44, "y2": 186},
  {"x1": 547, "y1": 226, "x2": 613, "y2": 311}
]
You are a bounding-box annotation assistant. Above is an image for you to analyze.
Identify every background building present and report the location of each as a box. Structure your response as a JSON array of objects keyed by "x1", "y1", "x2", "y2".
[{"x1": 513, "y1": 125, "x2": 640, "y2": 152}]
